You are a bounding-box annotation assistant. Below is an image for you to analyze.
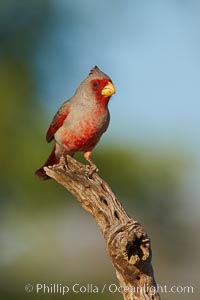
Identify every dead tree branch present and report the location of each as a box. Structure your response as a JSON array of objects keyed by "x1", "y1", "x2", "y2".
[{"x1": 44, "y1": 156, "x2": 160, "y2": 300}]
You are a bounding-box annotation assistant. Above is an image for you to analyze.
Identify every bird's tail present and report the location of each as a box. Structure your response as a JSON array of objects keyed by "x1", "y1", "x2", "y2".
[{"x1": 35, "y1": 146, "x2": 59, "y2": 180}]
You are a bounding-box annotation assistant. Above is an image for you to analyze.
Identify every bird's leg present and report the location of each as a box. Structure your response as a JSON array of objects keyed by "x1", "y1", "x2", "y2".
[
  {"x1": 84, "y1": 151, "x2": 98, "y2": 177},
  {"x1": 84, "y1": 151, "x2": 98, "y2": 169},
  {"x1": 59, "y1": 152, "x2": 67, "y2": 169},
  {"x1": 55, "y1": 139, "x2": 68, "y2": 152},
  {"x1": 54, "y1": 139, "x2": 69, "y2": 169}
]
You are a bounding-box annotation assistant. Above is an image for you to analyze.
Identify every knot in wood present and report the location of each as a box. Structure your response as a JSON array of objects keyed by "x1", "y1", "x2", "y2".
[{"x1": 106, "y1": 221, "x2": 151, "y2": 269}]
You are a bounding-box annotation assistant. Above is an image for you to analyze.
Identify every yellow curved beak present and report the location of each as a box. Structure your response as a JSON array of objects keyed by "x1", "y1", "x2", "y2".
[{"x1": 101, "y1": 82, "x2": 116, "y2": 97}]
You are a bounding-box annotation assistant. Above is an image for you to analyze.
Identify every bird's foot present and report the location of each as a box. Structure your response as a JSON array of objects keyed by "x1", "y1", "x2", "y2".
[
  {"x1": 84, "y1": 164, "x2": 98, "y2": 179},
  {"x1": 83, "y1": 151, "x2": 98, "y2": 178},
  {"x1": 59, "y1": 154, "x2": 69, "y2": 171}
]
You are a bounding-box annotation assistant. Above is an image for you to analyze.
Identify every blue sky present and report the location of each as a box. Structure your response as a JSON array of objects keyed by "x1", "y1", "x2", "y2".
[{"x1": 35, "y1": 0, "x2": 200, "y2": 156}]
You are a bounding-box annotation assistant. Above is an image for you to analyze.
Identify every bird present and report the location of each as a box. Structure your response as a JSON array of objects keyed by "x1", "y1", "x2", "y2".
[{"x1": 35, "y1": 66, "x2": 115, "y2": 180}]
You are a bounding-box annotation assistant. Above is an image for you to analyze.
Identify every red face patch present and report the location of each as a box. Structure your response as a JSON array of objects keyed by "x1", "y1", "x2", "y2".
[
  {"x1": 90, "y1": 78, "x2": 112, "y2": 92},
  {"x1": 90, "y1": 78, "x2": 112, "y2": 106}
]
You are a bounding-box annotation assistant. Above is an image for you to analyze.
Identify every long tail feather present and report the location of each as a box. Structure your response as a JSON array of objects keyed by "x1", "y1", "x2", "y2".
[{"x1": 35, "y1": 146, "x2": 58, "y2": 180}]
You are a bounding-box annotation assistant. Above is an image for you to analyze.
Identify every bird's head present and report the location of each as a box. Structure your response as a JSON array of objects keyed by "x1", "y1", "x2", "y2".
[
  {"x1": 76, "y1": 66, "x2": 115, "y2": 106},
  {"x1": 89, "y1": 66, "x2": 115, "y2": 101}
]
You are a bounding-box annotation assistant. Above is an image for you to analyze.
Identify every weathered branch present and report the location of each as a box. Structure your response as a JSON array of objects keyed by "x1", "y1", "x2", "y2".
[{"x1": 44, "y1": 156, "x2": 160, "y2": 300}]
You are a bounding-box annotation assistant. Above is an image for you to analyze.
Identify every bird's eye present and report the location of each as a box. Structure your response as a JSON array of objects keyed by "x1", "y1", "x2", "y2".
[{"x1": 93, "y1": 81, "x2": 98, "y2": 87}]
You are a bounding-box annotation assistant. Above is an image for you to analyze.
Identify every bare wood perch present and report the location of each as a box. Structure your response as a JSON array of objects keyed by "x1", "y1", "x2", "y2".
[{"x1": 44, "y1": 156, "x2": 160, "y2": 300}]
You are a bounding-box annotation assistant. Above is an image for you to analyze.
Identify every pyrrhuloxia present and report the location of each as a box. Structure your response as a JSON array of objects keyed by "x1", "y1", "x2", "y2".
[{"x1": 35, "y1": 66, "x2": 115, "y2": 179}]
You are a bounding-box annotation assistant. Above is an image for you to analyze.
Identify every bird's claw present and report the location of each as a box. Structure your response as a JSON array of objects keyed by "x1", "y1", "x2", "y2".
[
  {"x1": 84, "y1": 164, "x2": 99, "y2": 179},
  {"x1": 59, "y1": 154, "x2": 68, "y2": 171}
]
